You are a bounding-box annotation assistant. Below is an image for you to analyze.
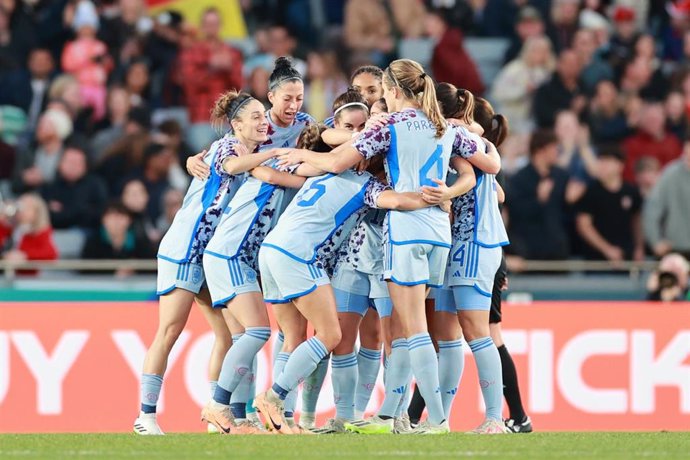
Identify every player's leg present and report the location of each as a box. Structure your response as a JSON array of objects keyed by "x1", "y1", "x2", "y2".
[
  {"x1": 433, "y1": 288, "x2": 464, "y2": 420},
  {"x1": 406, "y1": 298, "x2": 436, "y2": 425},
  {"x1": 355, "y1": 304, "x2": 383, "y2": 419}
]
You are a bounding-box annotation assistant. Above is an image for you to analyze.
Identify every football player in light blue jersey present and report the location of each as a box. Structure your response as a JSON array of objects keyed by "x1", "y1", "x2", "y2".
[
  {"x1": 428, "y1": 85, "x2": 510, "y2": 434},
  {"x1": 275, "y1": 59, "x2": 494, "y2": 434},
  {"x1": 253, "y1": 123, "x2": 442, "y2": 435},
  {"x1": 134, "y1": 90, "x2": 279, "y2": 436}
]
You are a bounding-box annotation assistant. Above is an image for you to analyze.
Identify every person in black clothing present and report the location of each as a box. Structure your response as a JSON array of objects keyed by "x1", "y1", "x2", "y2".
[
  {"x1": 503, "y1": 6, "x2": 547, "y2": 65},
  {"x1": 81, "y1": 201, "x2": 156, "y2": 276},
  {"x1": 122, "y1": 142, "x2": 172, "y2": 223},
  {"x1": 575, "y1": 144, "x2": 644, "y2": 264},
  {"x1": 506, "y1": 129, "x2": 570, "y2": 260},
  {"x1": 533, "y1": 49, "x2": 585, "y2": 128},
  {"x1": 40, "y1": 142, "x2": 107, "y2": 230}
]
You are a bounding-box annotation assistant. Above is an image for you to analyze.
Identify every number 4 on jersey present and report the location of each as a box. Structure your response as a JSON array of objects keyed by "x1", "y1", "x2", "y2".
[{"x1": 419, "y1": 145, "x2": 443, "y2": 187}]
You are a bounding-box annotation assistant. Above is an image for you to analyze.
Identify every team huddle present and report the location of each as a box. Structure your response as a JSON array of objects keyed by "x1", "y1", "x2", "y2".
[{"x1": 133, "y1": 55, "x2": 527, "y2": 436}]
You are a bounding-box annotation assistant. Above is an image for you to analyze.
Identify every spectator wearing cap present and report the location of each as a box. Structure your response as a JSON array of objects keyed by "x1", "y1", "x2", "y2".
[
  {"x1": 622, "y1": 101, "x2": 683, "y2": 183},
  {"x1": 575, "y1": 144, "x2": 644, "y2": 264},
  {"x1": 427, "y1": 7, "x2": 485, "y2": 96},
  {"x1": 643, "y1": 143, "x2": 690, "y2": 259},
  {"x1": 40, "y1": 142, "x2": 107, "y2": 230},
  {"x1": 492, "y1": 35, "x2": 556, "y2": 135},
  {"x1": 12, "y1": 109, "x2": 73, "y2": 194},
  {"x1": 663, "y1": 0, "x2": 690, "y2": 61},
  {"x1": 506, "y1": 130, "x2": 571, "y2": 260},
  {"x1": 178, "y1": 7, "x2": 243, "y2": 152},
  {"x1": 80, "y1": 201, "x2": 156, "y2": 276},
  {"x1": 0, "y1": 48, "x2": 56, "y2": 130},
  {"x1": 61, "y1": 0, "x2": 111, "y2": 121},
  {"x1": 572, "y1": 28, "x2": 614, "y2": 95},
  {"x1": 503, "y1": 6, "x2": 546, "y2": 65},
  {"x1": 533, "y1": 49, "x2": 585, "y2": 128},
  {"x1": 122, "y1": 142, "x2": 173, "y2": 222},
  {"x1": 607, "y1": 5, "x2": 639, "y2": 74},
  {"x1": 586, "y1": 80, "x2": 632, "y2": 144}
]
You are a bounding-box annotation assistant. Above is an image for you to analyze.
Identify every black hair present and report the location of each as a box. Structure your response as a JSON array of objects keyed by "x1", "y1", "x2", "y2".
[
  {"x1": 350, "y1": 65, "x2": 383, "y2": 83},
  {"x1": 268, "y1": 56, "x2": 302, "y2": 92},
  {"x1": 332, "y1": 88, "x2": 368, "y2": 121},
  {"x1": 529, "y1": 130, "x2": 558, "y2": 156}
]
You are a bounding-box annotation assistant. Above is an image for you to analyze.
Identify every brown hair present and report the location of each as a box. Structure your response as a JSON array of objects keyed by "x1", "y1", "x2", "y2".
[
  {"x1": 436, "y1": 82, "x2": 475, "y2": 124},
  {"x1": 473, "y1": 97, "x2": 509, "y2": 147},
  {"x1": 210, "y1": 90, "x2": 255, "y2": 130},
  {"x1": 383, "y1": 59, "x2": 446, "y2": 137},
  {"x1": 297, "y1": 123, "x2": 330, "y2": 152},
  {"x1": 529, "y1": 130, "x2": 558, "y2": 156},
  {"x1": 332, "y1": 88, "x2": 369, "y2": 122}
]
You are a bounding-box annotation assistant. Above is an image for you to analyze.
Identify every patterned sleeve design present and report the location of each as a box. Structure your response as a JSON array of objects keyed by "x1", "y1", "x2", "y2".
[
  {"x1": 353, "y1": 124, "x2": 392, "y2": 160},
  {"x1": 213, "y1": 134, "x2": 240, "y2": 176},
  {"x1": 364, "y1": 177, "x2": 392, "y2": 208},
  {"x1": 451, "y1": 126, "x2": 481, "y2": 160}
]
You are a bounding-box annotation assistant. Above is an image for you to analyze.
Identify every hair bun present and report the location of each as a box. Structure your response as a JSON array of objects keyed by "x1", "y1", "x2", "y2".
[{"x1": 274, "y1": 56, "x2": 293, "y2": 69}]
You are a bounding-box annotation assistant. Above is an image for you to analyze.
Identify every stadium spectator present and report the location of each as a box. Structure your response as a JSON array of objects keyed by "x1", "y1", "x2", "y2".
[
  {"x1": 503, "y1": 6, "x2": 546, "y2": 65},
  {"x1": 0, "y1": 193, "x2": 58, "y2": 270},
  {"x1": 61, "y1": 0, "x2": 111, "y2": 121},
  {"x1": 555, "y1": 111, "x2": 597, "y2": 182},
  {"x1": 575, "y1": 145, "x2": 644, "y2": 264},
  {"x1": 533, "y1": 49, "x2": 584, "y2": 128},
  {"x1": 247, "y1": 66, "x2": 271, "y2": 109},
  {"x1": 586, "y1": 80, "x2": 631, "y2": 144},
  {"x1": 343, "y1": 0, "x2": 396, "y2": 67},
  {"x1": 663, "y1": 0, "x2": 690, "y2": 62},
  {"x1": 123, "y1": 142, "x2": 172, "y2": 222},
  {"x1": 426, "y1": 7, "x2": 485, "y2": 96},
  {"x1": 157, "y1": 119, "x2": 192, "y2": 172},
  {"x1": 178, "y1": 7, "x2": 243, "y2": 151},
  {"x1": 549, "y1": 0, "x2": 580, "y2": 51},
  {"x1": 90, "y1": 86, "x2": 131, "y2": 160},
  {"x1": 0, "y1": 48, "x2": 55, "y2": 130},
  {"x1": 47, "y1": 74, "x2": 90, "y2": 136},
  {"x1": 635, "y1": 157, "x2": 661, "y2": 199},
  {"x1": 665, "y1": 91, "x2": 689, "y2": 140},
  {"x1": 304, "y1": 50, "x2": 348, "y2": 121},
  {"x1": 144, "y1": 10, "x2": 184, "y2": 108},
  {"x1": 492, "y1": 35, "x2": 555, "y2": 135},
  {"x1": 643, "y1": 144, "x2": 690, "y2": 259},
  {"x1": 122, "y1": 58, "x2": 151, "y2": 108},
  {"x1": 120, "y1": 178, "x2": 159, "y2": 244},
  {"x1": 607, "y1": 5, "x2": 640, "y2": 74},
  {"x1": 646, "y1": 253, "x2": 690, "y2": 302},
  {"x1": 98, "y1": 0, "x2": 150, "y2": 65},
  {"x1": 155, "y1": 187, "x2": 183, "y2": 235},
  {"x1": 506, "y1": 130, "x2": 571, "y2": 260},
  {"x1": 622, "y1": 101, "x2": 683, "y2": 183},
  {"x1": 572, "y1": 28, "x2": 613, "y2": 95},
  {"x1": 12, "y1": 108, "x2": 73, "y2": 194},
  {"x1": 0, "y1": 1, "x2": 37, "y2": 72},
  {"x1": 40, "y1": 142, "x2": 106, "y2": 230},
  {"x1": 80, "y1": 201, "x2": 156, "y2": 276}
]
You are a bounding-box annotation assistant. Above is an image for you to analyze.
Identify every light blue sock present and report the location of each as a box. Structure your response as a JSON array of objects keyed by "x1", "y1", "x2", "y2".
[
  {"x1": 272, "y1": 351, "x2": 296, "y2": 413},
  {"x1": 355, "y1": 347, "x2": 381, "y2": 414},
  {"x1": 215, "y1": 327, "x2": 270, "y2": 405},
  {"x1": 272, "y1": 331, "x2": 285, "y2": 364},
  {"x1": 209, "y1": 380, "x2": 218, "y2": 399},
  {"x1": 275, "y1": 337, "x2": 329, "y2": 397},
  {"x1": 229, "y1": 334, "x2": 250, "y2": 413},
  {"x1": 408, "y1": 333, "x2": 445, "y2": 424},
  {"x1": 378, "y1": 338, "x2": 409, "y2": 418},
  {"x1": 331, "y1": 352, "x2": 358, "y2": 421},
  {"x1": 438, "y1": 339, "x2": 464, "y2": 419},
  {"x1": 394, "y1": 375, "x2": 412, "y2": 418},
  {"x1": 140, "y1": 373, "x2": 163, "y2": 413},
  {"x1": 302, "y1": 355, "x2": 329, "y2": 416},
  {"x1": 246, "y1": 356, "x2": 258, "y2": 414},
  {"x1": 469, "y1": 337, "x2": 503, "y2": 421}
]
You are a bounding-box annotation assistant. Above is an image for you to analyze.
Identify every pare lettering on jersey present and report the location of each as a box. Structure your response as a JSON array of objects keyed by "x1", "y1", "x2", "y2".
[{"x1": 406, "y1": 120, "x2": 433, "y2": 132}]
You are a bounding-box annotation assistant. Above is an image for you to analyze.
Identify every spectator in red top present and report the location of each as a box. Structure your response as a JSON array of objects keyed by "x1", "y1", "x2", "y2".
[
  {"x1": 178, "y1": 7, "x2": 243, "y2": 152},
  {"x1": 622, "y1": 101, "x2": 683, "y2": 183},
  {"x1": 1, "y1": 193, "x2": 58, "y2": 272},
  {"x1": 426, "y1": 7, "x2": 484, "y2": 96}
]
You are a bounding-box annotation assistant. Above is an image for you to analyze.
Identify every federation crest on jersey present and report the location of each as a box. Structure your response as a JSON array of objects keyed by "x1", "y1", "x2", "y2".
[
  {"x1": 191, "y1": 265, "x2": 203, "y2": 284},
  {"x1": 245, "y1": 268, "x2": 258, "y2": 283}
]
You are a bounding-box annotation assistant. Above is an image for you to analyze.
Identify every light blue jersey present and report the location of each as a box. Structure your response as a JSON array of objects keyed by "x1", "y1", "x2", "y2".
[
  {"x1": 260, "y1": 111, "x2": 314, "y2": 151},
  {"x1": 157, "y1": 134, "x2": 244, "y2": 265},
  {"x1": 340, "y1": 208, "x2": 387, "y2": 275},
  {"x1": 323, "y1": 116, "x2": 335, "y2": 128},
  {"x1": 353, "y1": 110, "x2": 481, "y2": 248},
  {"x1": 262, "y1": 170, "x2": 388, "y2": 265}
]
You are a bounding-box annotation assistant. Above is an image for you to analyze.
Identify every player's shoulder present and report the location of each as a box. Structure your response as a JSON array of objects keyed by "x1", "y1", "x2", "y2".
[
  {"x1": 296, "y1": 112, "x2": 315, "y2": 124},
  {"x1": 387, "y1": 109, "x2": 419, "y2": 126}
]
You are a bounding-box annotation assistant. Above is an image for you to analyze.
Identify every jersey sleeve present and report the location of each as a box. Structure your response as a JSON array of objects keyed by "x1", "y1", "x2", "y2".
[
  {"x1": 363, "y1": 177, "x2": 392, "y2": 208},
  {"x1": 214, "y1": 136, "x2": 239, "y2": 176},
  {"x1": 353, "y1": 123, "x2": 392, "y2": 160},
  {"x1": 451, "y1": 126, "x2": 481, "y2": 160}
]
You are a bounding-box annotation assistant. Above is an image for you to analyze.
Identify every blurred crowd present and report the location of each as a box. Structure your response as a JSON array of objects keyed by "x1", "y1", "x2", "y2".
[{"x1": 0, "y1": 0, "x2": 688, "y2": 295}]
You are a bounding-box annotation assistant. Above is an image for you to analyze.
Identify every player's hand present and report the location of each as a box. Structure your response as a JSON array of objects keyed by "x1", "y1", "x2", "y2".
[
  {"x1": 439, "y1": 199, "x2": 452, "y2": 214},
  {"x1": 186, "y1": 150, "x2": 210, "y2": 180},
  {"x1": 232, "y1": 143, "x2": 250, "y2": 157},
  {"x1": 276, "y1": 149, "x2": 305, "y2": 168},
  {"x1": 501, "y1": 276, "x2": 509, "y2": 291},
  {"x1": 355, "y1": 158, "x2": 370, "y2": 173},
  {"x1": 365, "y1": 113, "x2": 389, "y2": 130},
  {"x1": 420, "y1": 179, "x2": 450, "y2": 204}
]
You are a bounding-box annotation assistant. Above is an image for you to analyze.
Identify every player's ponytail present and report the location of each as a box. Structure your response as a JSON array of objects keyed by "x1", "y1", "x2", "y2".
[
  {"x1": 474, "y1": 97, "x2": 509, "y2": 147},
  {"x1": 297, "y1": 123, "x2": 330, "y2": 152},
  {"x1": 436, "y1": 82, "x2": 474, "y2": 125},
  {"x1": 210, "y1": 90, "x2": 254, "y2": 131},
  {"x1": 384, "y1": 59, "x2": 446, "y2": 138}
]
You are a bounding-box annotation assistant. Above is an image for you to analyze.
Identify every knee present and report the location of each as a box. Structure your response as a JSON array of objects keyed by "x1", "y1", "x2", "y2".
[
  {"x1": 461, "y1": 320, "x2": 490, "y2": 342},
  {"x1": 154, "y1": 321, "x2": 185, "y2": 350},
  {"x1": 319, "y1": 328, "x2": 342, "y2": 352},
  {"x1": 214, "y1": 331, "x2": 232, "y2": 351}
]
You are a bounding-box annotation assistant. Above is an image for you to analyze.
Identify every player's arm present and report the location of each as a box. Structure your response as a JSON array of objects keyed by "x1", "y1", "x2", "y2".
[
  {"x1": 250, "y1": 166, "x2": 306, "y2": 189},
  {"x1": 222, "y1": 149, "x2": 277, "y2": 175},
  {"x1": 276, "y1": 141, "x2": 362, "y2": 174},
  {"x1": 376, "y1": 190, "x2": 436, "y2": 211},
  {"x1": 496, "y1": 182, "x2": 506, "y2": 204},
  {"x1": 419, "y1": 157, "x2": 476, "y2": 204},
  {"x1": 322, "y1": 128, "x2": 355, "y2": 147},
  {"x1": 466, "y1": 139, "x2": 500, "y2": 175}
]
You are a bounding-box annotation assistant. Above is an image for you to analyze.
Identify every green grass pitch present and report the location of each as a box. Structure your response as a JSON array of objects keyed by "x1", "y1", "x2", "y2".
[{"x1": 1, "y1": 433, "x2": 689, "y2": 459}]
